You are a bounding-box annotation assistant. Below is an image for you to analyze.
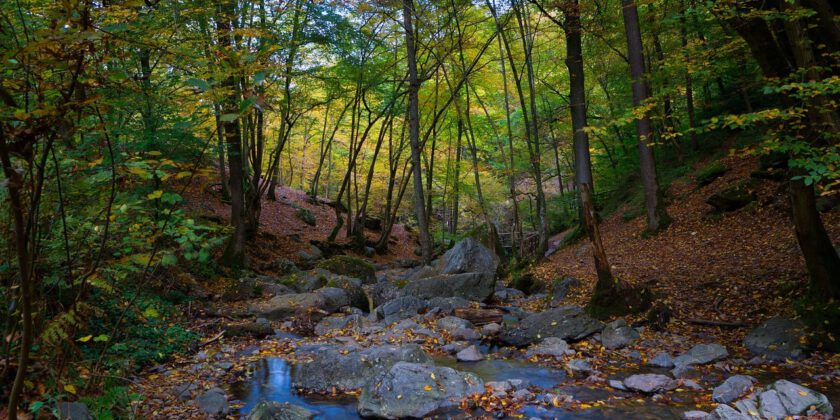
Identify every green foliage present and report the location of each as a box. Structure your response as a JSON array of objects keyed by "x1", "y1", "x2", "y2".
[
  {"x1": 695, "y1": 161, "x2": 727, "y2": 186},
  {"x1": 80, "y1": 386, "x2": 143, "y2": 420}
]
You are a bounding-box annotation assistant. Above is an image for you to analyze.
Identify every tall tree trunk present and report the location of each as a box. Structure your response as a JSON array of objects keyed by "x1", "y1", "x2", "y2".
[
  {"x1": 213, "y1": 103, "x2": 230, "y2": 200},
  {"x1": 621, "y1": 0, "x2": 671, "y2": 232},
  {"x1": 679, "y1": 0, "x2": 699, "y2": 151},
  {"x1": 403, "y1": 0, "x2": 433, "y2": 263},
  {"x1": 217, "y1": 0, "x2": 247, "y2": 268}
]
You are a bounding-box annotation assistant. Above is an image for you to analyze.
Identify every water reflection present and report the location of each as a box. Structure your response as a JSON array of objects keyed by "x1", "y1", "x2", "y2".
[{"x1": 231, "y1": 358, "x2": 359, "y2": 419}]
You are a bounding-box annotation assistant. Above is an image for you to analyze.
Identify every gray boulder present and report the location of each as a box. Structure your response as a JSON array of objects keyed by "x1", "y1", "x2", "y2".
[
  {"x1": 57, "y1": 402, "x2": 92, "y2": 420},
  {"x1": 357, "y1": 362, "x2": 484, "y2": 419},
  {"x1": 712, "y1": 375, "x2": 757, "y2": 403},
  {"x1": 673, "y1": 343, "x2": 728, "y2": 368},
  {"x1": 313, "y1": 314, "x2": 367, "y2": 336},
  {"x1": 374, "y1": 296, "x2": 427, "y2": 323},
  {"x1": 601, "y1": 319, "x2": 640, "y2": 349},
  {"x1": 247, "y1": 401, "x2": 315, "y2": 420},
  {"x1": 525, "y1": 337, "x2": 574, "y2": 358},
  {"x1": 743, "y1": 317, "x2": 807, "y2": 361},
  {"x1": 427, "y1": 296, "x2": 471, "y2": 314},
  {"x1": 367, "y1": 280, "x2": 400, "y2": 309},
  {"x1": 296, "y1": 244, "x2": 323, "y2": 268},
  {"x1": 195, "y1": 387, "x2": 228, "y2": 416},
  {"x1": 456, "y1": 345, "x2": 484, "y2": 362},
  {"x1": 315, "y1": 287, "x2": 351, "y2": 313},
  {"x1": 706, "y1": 404, "x2": 749, "y2": 420},
  {"x1": 402, "y1": 272, "x2": 495, "y2": 302},
  {"x1": 494, "y1": 288, "x2": 526, "y2": 302},
  {"x1": 225, "y1": 321, "x2": 273, "y2": 338},
  {"x1": 566, "y1": 359, "x2": 594, "y2": 377},
  {"x1": 436, "y1": 316, "x2": 473, "y2": 333},
  {"x1": 248, "y1": 293, "x2": 326, "y2": 320},
  {"x1": 439, "y1": 237, "x2": 498, "y2": 277},
  {"x1": 682, "y1": 411, "x2": 710, "y2": 420},
  {"x1": 757, "y1": 390, "x2": 787, "y2": 419},
  {"x1": 499, "y1": 306, "x2": 603, "y2": 347},
  {"x1": 291, "y1": 344, "x2": 431, "y2": 391},
  {"x1": 623, "y1": 374, "x2": 677, "y2": 394},
  {"x1": 765, "y1": 379, "x2": 832, "y2": 416},
  {"x1": 648, "y1": 352, "x2": 675, "y2": 368}
]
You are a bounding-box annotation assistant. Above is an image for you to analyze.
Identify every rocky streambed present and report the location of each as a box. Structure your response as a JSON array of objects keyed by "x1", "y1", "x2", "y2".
[{"x1": 124, "y1": 238, "x2": 838, "y2": 420}]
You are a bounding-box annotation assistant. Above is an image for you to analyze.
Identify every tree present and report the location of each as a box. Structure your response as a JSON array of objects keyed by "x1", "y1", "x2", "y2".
[{"x1": 621, "y1": 0, "x2": 671, "y2": 232}]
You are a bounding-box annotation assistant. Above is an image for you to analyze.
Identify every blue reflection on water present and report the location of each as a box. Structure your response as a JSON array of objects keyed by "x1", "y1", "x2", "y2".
[{"x1": 232, "y1": 358, "x2": 359, "y2": 419}]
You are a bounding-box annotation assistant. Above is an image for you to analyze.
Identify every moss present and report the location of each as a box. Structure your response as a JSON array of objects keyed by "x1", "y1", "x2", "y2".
[
  {"x1": 295, "y1": 207, "x2": 316, "y2": 226},
  {"x1": 316, "y1": 255, "x2": 376, "y2": 283},
  {"x1": 695, "y1": 161, "x2": 727, "y2": 186}
]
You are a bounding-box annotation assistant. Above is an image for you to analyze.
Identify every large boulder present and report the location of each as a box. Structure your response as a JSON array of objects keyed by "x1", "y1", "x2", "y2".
[
  {"x1": 316, "y1": 255, "x2": 376, "y2": 284},
  {"x1": 374, "y1": 296, "x2": 428, "y2": 323},
  {"x1": 357, "y1": 362, "x2": 484, "y2": 419},
  {"x1": 367, "y1": 280, "x2": 400, "y2": 309},
  {"x1": 706, "y1": 181, "x2": 757, "y2": 213},
  {"x1": 57, "y1": 402, "x2": 92, "y2": 420},
  {"x1": 600, "y1": 319, "x2": 640, "y2": 349},
  {"x1": 248, "y1": 293, "x2": 326, "y2": 320},
  {"x1": 291, "y1": 344, "x2": 431, "y2": 391},
  {"x1": 525, "y1": 337, "x2": 574, "y2": 358},
  {"x1": 743, "y1": 317, "x2": 808, "y2": 361},
  {"x1": 324, "y1": 276, "x2": 368, "y2": 311},
  {"x1": 313, "y1": 313, "x2": 368, "y2": 336},
  {"x1": 402, "y1": 272, "x2": 495, "y2": 302},
  {"x1": 247, "y1": 401, "x2": 315, "y2": 420},
  {"x1": 438, "y1": 237, "x2": 499, "y2": 277},
  {"x1": 713, "y1": 375, "x2": 757, "y2": 403},
  {"x1": 315, "y1": 287, "x2": 351, "y2": 313},
  {"x1": 499, "y1": 306, "x2": 603, "y2": 347},
  {"x1": 764, "y1": 379, "x2": 832, "y2": 417}
]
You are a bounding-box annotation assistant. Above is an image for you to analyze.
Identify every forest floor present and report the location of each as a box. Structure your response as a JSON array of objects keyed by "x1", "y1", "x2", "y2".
[{"x1": 126, "y1": 154, "x2": 840, "y2": 419}]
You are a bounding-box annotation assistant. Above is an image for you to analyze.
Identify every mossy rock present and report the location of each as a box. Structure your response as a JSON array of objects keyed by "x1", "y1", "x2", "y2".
[
  {"x1": 706, "y1": 180, "x2": 757, "y2": 213},
  {"x1": 695, "y1": 162, "x2": 727, "y2": 187},
  {"x1": 295, "y1": 207, "x2": 316, "y2": 226},
  {"x1": 316, "y1": 255, "x2": 376, "y2": 284},
  {"x1": 326, "y1": 276, "x2": 368, "y2": 311}
]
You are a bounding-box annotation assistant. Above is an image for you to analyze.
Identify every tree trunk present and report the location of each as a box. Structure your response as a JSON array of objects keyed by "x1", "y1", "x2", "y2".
[
  {"x1": 621, "y1": 0, "x2": 671, "y2": 232},
  {"x1": 679, "y1": 0, "x2": 699, "y2": 151},
  {"x1": 217, "y1": 0, "x2": 246, "y2": 267},
  {"x1": 404, "y1": 0, "x2": 433, "y2": 263}
]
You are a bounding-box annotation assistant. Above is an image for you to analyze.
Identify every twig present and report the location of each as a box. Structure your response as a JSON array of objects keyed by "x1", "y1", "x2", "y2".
[
  {"x1": 199, "y1": 331, "x2": 225, "y2": 348},
  {"x1": 685, "y1": 318, "x2": 746, "y2": 327}
]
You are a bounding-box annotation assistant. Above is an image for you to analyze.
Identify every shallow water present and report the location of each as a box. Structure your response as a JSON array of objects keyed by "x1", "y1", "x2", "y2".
[
  {"x1": 230, "y1": 358, "x2": 359, "y2": 419},
  {"x1": 433, "y1": 356, "x2": 566, "y2": 388}
]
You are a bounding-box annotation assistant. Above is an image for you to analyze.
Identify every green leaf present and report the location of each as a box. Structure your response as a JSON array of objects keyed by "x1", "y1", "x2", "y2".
[
  {"x1": 161, "y1": 254, "x2": 178, "y2": 266},
  {"x1": 147, "y1": 190, "x2": 163, "y2": 200},
  {"x1": 186, "y1": 78, "x2": 210, "y2": 91},
  {"x1": 220, "y1": 113, "x2": 238, "y2": 122},
  {"x1": 93, "y1": 334, "x2": 109, "y2": 342},
  {"x1": 143, "y1": 307, "x2": 160, "y2": 319}
]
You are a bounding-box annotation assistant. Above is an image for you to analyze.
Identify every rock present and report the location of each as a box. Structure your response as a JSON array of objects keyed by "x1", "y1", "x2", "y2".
[
  {"x1": 296, "y1": 244, "x2": 323, "y2": 268},
  {"x1": 566, "y1": 359, "x2": 594, "y2": 377},
  {"x1": 743, "y1": 317, "x2": 807, "y2": 361},
  {"x1": 713, "y1": 375, "x2": 757, "y2": 403},
  {"x1": 757, "y1": 390, "x2": 786, "y2": 420},
  {"x1": 695, "y1": 162, "x2": 728, "y2": 186},
  {"x1": 172, "y1": 382, "x2": 198, "y2": 401},
  {"x1": 259, "y1": 281, "x2": 296, "y2": 297},
  {"x1": 314, "y1": 314, "x2": 367, "y2": 336},
  {"x1": 551, "y1": 277, "x2": 581, "y2": 302},
  {"x1": 357, "y1": 362, "x2": 484, "y2": 419},
  {"x1": 645, "y1": 302, "x2": 672, "y2": 331},
  {"x1": 707, "y1": 404, "x2": 749, "y2": 420},
  {"x1": 324, "y1": 276, "x2": 368, "y2": 311},
  {"x1": 221, "y1": 276, "x2": 260, "y2": 301},
  {"x1": 367, "y1": 280, "x2": 399, "y2": 309},
  {"x1": 291, "y1": 344, "x2": 431, "y2": 391},
  {"x1": 403, "y1": 272, "x2": 496, "y2": 302},
  {"x1": 452, "y1": 327, "x2": 480, "y2": 341},
  {"x1": 525, "y1": 337, "x2": 574, "y2": 358},
  {"x1": 609, "y1": 379, "x2": 629, "y2": 391},
  {"x1": 439, "y1": 237, "x2": 499, "y2": 277},
  {"x1": 436, "y1": 316, "x2": 473, "y2": 333},
  {"x1": 494, "y1": 288, "x2": 526, "y2": 302},
  {"x1": 249, "y1": 293, "x2": 326, "y2": 320},
  {"x1": 247, "y1": 401, "x2": 315, "y2": 420},
  {"x1": 316, "y1": 255, "x2": 376, "y2": 283},
  {"x1": 486, "y1": 380, "x2": 514, "y2": 394},
  {"x1": 295, "y1": 207, "x2": 316, "y2": 226},
  {"x1": 374, "y1": 296, "x2": 427, "y2": 323},
  {"x1": 734, "y1": 397, "x2": 760, "y2": 420},
  {"x1": 600, "y1": 319, "x2": 640, "y2": 349},
  {"x1": 648, "y1": 352, "x2": 675, "y2": 368},
  {"x1": 673, "y1": 343, "x2": 728, "y2": 368},
  {"x1": 499, "y1": 306, "x2": 603, "y2": 347},
  {"x1": 766, "y1": 379, "x2": 833, "y2": 416},
  {"x1": 512, "y1": 389, "x2": 534, "y2": 401},
  {"x1": 481, "y1": 323, "x2": 501, "y2": 336},
  {"x1": 57, "y1": 402, "x2": 92, "y2": 420},
  {"x1": 441, "y1": 341, "x2": 470, "y2": 354},
  {"x1": 682, "y1": 410, "x2": 710, "y2": 420},
  {"x1": 315, "y1": 287, "x2": 351, "y2": 313},
  {"x1": 456, "y1": 345, "x2": 484, "y2": 362},
  {"x1": 623, "y1": 374, "x2": 677, "y2": 394},
  {"x1": 195, "y1": 387, "x2": 228, "y2": 416},
  {"x1": 266, "y1": 258, "x2": 299, "y2": 276},
  {"x1": 706, "y1": 181, "x2": 757, "y2": 213},
  {"x1": 427, "y1": 296, "x2": 471, "y2": 314},
  {"x1": 224, "y1": 321, "x2": 274, "y2": 338}
]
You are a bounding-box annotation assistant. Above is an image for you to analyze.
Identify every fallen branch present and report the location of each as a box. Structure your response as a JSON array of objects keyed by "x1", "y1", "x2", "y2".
[
  {"x1": 199, "y1": 330, "x2": 225, "y2": 348},
  {"x1": 685, "y1": 318, "x2": 746, "y2": 328}
]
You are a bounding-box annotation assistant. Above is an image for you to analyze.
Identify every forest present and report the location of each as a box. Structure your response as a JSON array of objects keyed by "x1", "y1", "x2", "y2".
[{"x1": 0, "y1": 0, "x2": 838, "y2": 418}]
